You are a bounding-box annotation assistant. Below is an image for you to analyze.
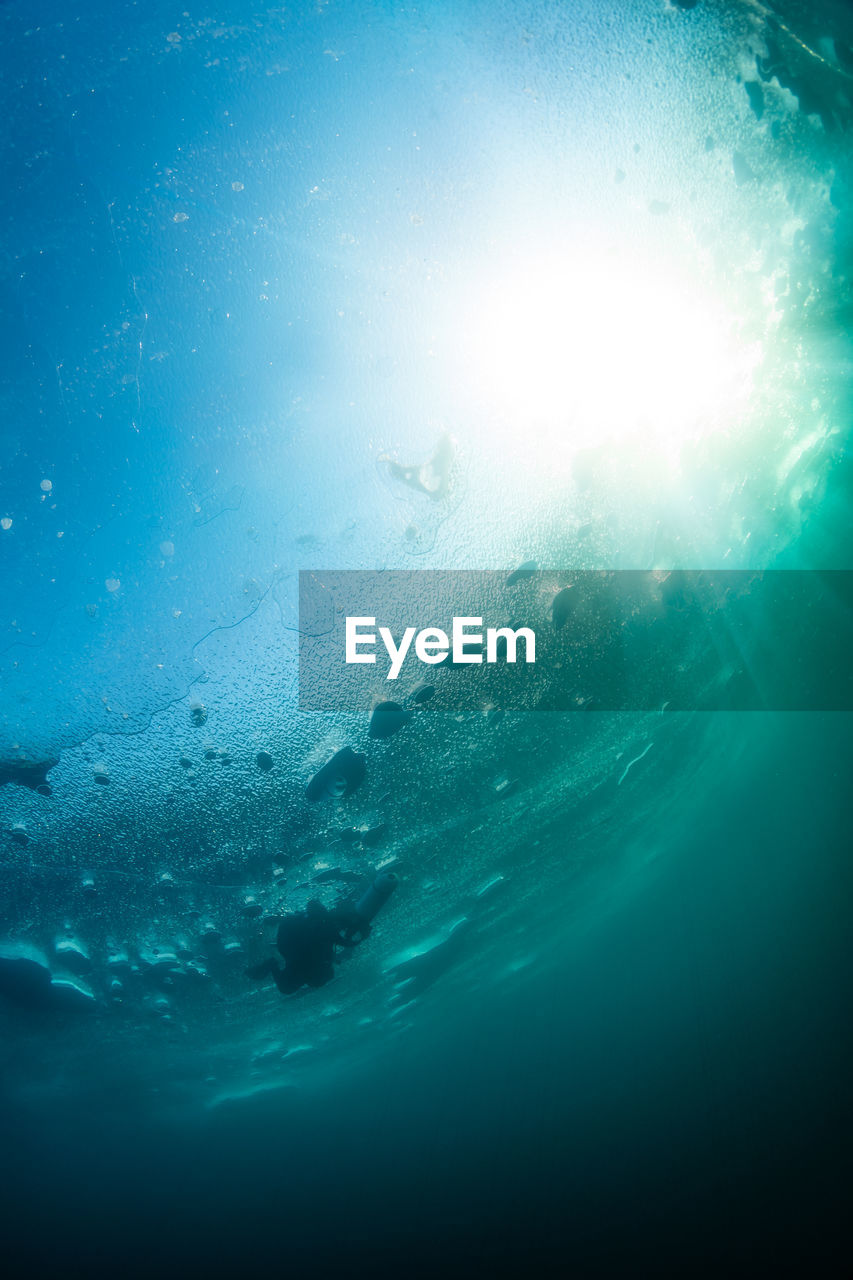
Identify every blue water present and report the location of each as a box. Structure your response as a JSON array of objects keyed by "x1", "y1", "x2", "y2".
[{"x1": 1, "y1": 1, "x2": 851, "y2": 1274}]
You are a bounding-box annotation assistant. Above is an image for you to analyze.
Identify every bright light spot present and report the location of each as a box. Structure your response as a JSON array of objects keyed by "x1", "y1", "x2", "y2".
[{"x1": 462, "y1": 250, "x2": 760, "y2": 459}]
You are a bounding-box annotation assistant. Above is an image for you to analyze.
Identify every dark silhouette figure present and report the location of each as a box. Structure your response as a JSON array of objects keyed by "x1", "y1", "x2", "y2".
[{"x1": 247, "y1": 898, "x2": 370, "y2": 995}]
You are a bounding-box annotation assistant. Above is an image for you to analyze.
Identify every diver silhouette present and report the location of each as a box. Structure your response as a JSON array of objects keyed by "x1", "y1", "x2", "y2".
[{"x1": 246, "y1": 874, "x2": 398, "y2": 995}]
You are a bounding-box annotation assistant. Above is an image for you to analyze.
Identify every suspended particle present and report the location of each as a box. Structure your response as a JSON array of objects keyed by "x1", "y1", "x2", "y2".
[
  {"x1": 552, "y1": 586, "x2": 574, "y2": 630},
  {"x1": 506, "y1": 559, "x2": 538, "y2": 586},
  {"x1": 369, "y1": 701, "x2": 412, "y2": 739},
  {"x1": 306, "y1": 747, "x2": 366, "y2": 802}
]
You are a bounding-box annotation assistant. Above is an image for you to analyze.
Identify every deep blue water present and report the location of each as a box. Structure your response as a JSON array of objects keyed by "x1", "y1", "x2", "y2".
[{"x1": 1, "y1": 1, "x2": 852, "y2": 1275}]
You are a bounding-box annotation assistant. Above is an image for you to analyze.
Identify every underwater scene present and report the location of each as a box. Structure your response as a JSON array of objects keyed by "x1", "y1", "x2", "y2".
[{"x1": 1, "y1": 0, "x2": 851, "y2": 1274}]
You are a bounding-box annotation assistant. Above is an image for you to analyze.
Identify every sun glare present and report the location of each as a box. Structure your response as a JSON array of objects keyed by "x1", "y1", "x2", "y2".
[{"x1": 462, "y1": 250, "x2": 761, "y2": 459}]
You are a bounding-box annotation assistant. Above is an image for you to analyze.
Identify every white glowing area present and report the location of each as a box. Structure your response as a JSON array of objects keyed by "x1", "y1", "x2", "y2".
[{"x1": 462, "y1": 250, "x2": 761, "y2": 456}]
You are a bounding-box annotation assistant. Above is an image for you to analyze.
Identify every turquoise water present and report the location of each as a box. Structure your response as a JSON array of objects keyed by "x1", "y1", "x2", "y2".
[{"x1": 1, "y1": 1, "x2": 851, "y2": 1273}]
